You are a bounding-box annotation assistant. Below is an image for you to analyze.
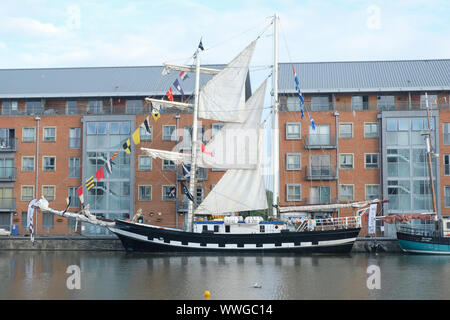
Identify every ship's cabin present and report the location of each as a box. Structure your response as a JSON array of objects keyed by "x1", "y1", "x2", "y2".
[{"x1": 193, "y1": 216, "x2": 287, "y2": 234}]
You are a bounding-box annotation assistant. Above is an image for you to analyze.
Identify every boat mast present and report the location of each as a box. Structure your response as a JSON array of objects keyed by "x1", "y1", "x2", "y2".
[
  {"x1": 424, "y1": 92, "x2": 438, "y2": 216},
  {"x1": 186, "y1": 46, "x2": 201, "y2": 232},
  {"x1": 272, "y1": 13, "x2": 280, "y2": 219}
]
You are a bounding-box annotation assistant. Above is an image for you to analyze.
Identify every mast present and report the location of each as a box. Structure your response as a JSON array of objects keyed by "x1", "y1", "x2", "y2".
[
  {"x1": 424, "y1": 92, "x2": 438, "y2": 216},
  {"x1": 272, "y1": 13, "x2": 280, "y2": 219},
  {"x1": 186, "y1": 46, "x2": 201, "y2": 232}
]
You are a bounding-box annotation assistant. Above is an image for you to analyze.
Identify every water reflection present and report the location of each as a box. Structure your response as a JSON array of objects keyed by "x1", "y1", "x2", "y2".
[{"x1": 0, "y1": 252, "x2": 450, "y2": 299}]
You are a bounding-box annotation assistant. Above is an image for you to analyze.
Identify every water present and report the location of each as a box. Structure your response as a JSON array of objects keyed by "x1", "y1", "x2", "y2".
[{"x1": 1, "y1": 251, "x2": 450, "y2": 300}]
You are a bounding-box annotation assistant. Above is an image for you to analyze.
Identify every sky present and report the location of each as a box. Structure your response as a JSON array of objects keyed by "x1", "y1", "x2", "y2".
[{"x1": 0, "y1": 0, "x2": 449, "y2": 72}]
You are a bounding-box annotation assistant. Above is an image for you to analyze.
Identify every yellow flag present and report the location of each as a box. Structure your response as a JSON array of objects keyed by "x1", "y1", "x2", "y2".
[
  {"x1": 151, "y1": 110, "x2": 160, "y2": 121},
  {"x1": 132, "y1": 128, "x2": 140, "y2": 145},
  {"x1": 123, "y1": 139, "x2": 131, "y2": 154}
]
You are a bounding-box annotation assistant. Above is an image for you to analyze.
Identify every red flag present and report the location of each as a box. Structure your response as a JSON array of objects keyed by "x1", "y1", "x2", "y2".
[
  {"x1": 111, "y1": 150, "x2": 119, "y2": 160},
  {"x1": 96, "y1": 167, "x2": 105, "y2": 181},
  {"x1": 77, "y1": 186, "x2": 84, "y2": 204},
  {"x1": 200, "y1": 142, "x2": 213, "y2": 157},
  {"x1": 166, "y1": 88, "x2": 174, "y2": 101}
]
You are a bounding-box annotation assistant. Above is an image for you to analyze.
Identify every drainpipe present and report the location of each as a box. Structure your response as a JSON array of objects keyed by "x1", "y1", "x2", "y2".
[
  {"x1": 35, "y1": 116, "x2": 40, "y2": 234},
  {"x1": 334, "y1": 111, "x2": 339, "y2": 217}
]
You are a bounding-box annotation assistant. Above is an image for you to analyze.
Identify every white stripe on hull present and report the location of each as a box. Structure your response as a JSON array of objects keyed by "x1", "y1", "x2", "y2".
[{"x1": 110, "y1": 228, "x2": 356, "y2": 250}]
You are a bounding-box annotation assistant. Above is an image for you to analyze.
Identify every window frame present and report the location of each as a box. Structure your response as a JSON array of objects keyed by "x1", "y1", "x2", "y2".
[
  {"x1": 138, "y1": 185, "x2": 152, "y2": 201},
  {"x1": 339, "y1": 123, "x2": 353, "y2": 139},
  {"x1": 286, "y1": 184, "x2": 302, "y2": 202},
  {"x1": 42, "y1": 156, "x2": 56, "y2": 172},
  {"x1": 364, "y1": 122, "x2": 379, "y2": 138},
  {"x1": 340, "y1": 184, "x2": 354, "y2": 201},
  {"x1": 365, "y1": 153, "x2": 380, "y2": 169},
  {"x1": 138, "y1": 155, "x2": 152, "y2": 171},
  {"x1": 285, "y1": 122, "x2": 301, "y2": 140},
  {"x1": 339, "y1": 153, "x2": 354, "y2": 170},
  {"x1": 21, "y1": 156, "x2": 35, "y2": 172},
  {"x1": 22, "y1": 127, "x2": 36, "y2": 142},
  {"x1": 21, "y1": 185, "x2": 35, "y2": 202},
  {"x1": 286, "y1": 153, "x2": 301, "y2": 171},
  {"x1": 42, "y1": 185, "x2": 56, "y2": 201}
]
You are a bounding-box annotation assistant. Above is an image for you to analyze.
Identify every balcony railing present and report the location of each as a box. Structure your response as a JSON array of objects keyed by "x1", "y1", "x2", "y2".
[
  {"x1": 305, "y1": 197, "x2": 339, "y2": 205},
  {"x1": 0, "y1": 168, "x2": 17, "y2": 182},
  {"x1": 0, "y1": 198, "x2": 16, "y2": 211},
  {"x1": 305, "y1": 165, "x2": 338, "y2": 180},
  {"x1": 304, "y1": 134, "x2": 336, "y2": 149},
  {"x1": 280, "y1": 101, "x2": 450, "y2": 113},
  {"x1": 0, "y1": 138, "x2": 17, "y2": 152}
]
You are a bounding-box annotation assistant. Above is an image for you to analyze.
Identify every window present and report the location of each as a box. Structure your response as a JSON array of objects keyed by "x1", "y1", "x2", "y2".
[
  {"x1": 42, "y1": 212, "x2": 54, "y2": 230},
  {"x1": 43, "y1": 127, "x2": 56, "y2": 142},
  {"x1": 311, "y1": 96, "x2": 331, "y2": 111},
  {"x1": 286, "y1": 122, "x2": 301, "y2": 140},
  {"x1": 286, "y1": 184, "x2": 301, "y2": 201},
  {"x1": 309, "y1": 186, "x2": 331, "y2": 204},
  {"x1": 286, "y1": 153, "x2": 301, "y2": 170},
  {"x1": 42, "y1": 186, "x2": 55, "y2": 201},
  {"x1": 22, "y1": 157, "x2": 35, "y2": 172},
  {"x1": 377, "y1": 95, "x2": 395, "y2": 110},
  {"x1": 364, "y1": 123, "x2": 379, "y2": 138},
  {"x1": 21, "y1": 212, "x2": 27, "y2": 229},
  {"x1": 22, "y1": 127, "x2": 35, "y2": 142},
  {"x1": 351, "y1": 95, "x2": 369, "y2": 110},
  {"x1": 445, "y1": 155, "x2": 450, "y2": 176},
  {"x1": 339, "y1": 123, "x2": 353, "y2": 138},
  {"x1": 196, "y1": 187, "x2": 204, "y2": 204},
  {"x1": 138, "y1": 186, "x2": 152, "y2": 201},
  {"x1": 420, "y1": 94, "x2": 438, "y2": 109},
  {"x1": 366, "y1": 185, "x2": 380, "y2": 201},
  {"x1": 309, "y1": 155, "x2": 331, "y2": 177},
  {"x1": 66, "y1": 101, "x2": 78, "y2": 115},
  {"x1": 340, "y1": 185, "x2": 354, "y2": 201},
  {"x1": 26, "y1": 101, "x2": 43, "y2": 115},
  {"x1": 163, "y1": 125, "x2": 176, "y2": 141},
  {"x1": 43, "y1": 156, "x2": 56, "y2": 172},
  {"x1": 68, "y1": 157, "x2": 80, "y2": 178},
  {"x1": 126, "y1": 99, "x2": 143, "y2": 114},
  {"x1": 21, "y1": 186, "x2": 34, "y2": 201},
  {"x1": 365, "y1": 154, "x2": 379, "y2": 169},
  {"x1": 444, "y1": 123, "x2": 450, "y2": 145},
  {"x1": 162, "y1": 160, "x2": 176, "y2": 171},
  {"x1": 0, "y1": 158, "x2": 14, "y2": 179},
  {"x1": 162, "y1": 185, "x2": 176, "y2": 201},
  {"x1": 0, "y1": 187, "x2": 14, "y2": 209},
  {"x1": 443, "y1": 186, "x2": 450, "y2": 208},
  {"x1": 69, "y1": 128, "x2": 81, "y2": 148},
  {"x1": 88, "y1": 100, "x2": 103, "y2": 114},
  {"x1": 286, "y1": 96, "x2": 302, "y2": 112},
  {"x1": 339, "y1": 154, "x2": 353, "y2": 169},
  {"x1": 68, "y1": 187, "x2": 80, "y2": 208},
  {"x1": 138, "y1": 156, "x2": 152, "y2": 171},
  {"x1": 308, "y1": 124, "x2": 331, "y2": 146},
  {"x1": 2, "y1": 101, "x2": 18, "y2": 115},
  {"x1": 140, "y1": 126, "x2": 152, "y2": 141}
]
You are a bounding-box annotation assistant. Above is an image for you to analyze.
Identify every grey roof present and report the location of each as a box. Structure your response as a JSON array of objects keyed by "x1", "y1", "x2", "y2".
[
  {"x1": 0, "y1": 65, "x2": 221, "y2": 99},
  {"x1": 279, "y1": 59, "x2": 450, "y2": 94}
]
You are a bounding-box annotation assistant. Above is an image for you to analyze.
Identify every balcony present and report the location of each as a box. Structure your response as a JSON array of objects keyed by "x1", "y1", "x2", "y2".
[
  {"x1": 176, "y1": 199, "x2": 190, "y2": 213},
  {"x1": 0, "y1": 168, "x2": 17, "y2": 182},
  {"x1": 305, "y1": 165, "x2": 338, "y2": 180},
  {"x1": 304, "y1": 134, "x2": 336, "y2": 149},
  {"x1": 0, "y1": 198, "x2": 16, "y2": 211},
  {"x1": 0, "y1": 138, "x2": 17, "y2": 152},
  {"x1": 177, "y1": 167, "x2": 208, "y2": 181}
]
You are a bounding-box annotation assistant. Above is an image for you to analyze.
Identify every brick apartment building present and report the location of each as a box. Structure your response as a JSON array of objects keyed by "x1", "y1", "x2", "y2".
[
  {"x1": 277, "y1": 59, "x2": 450, "y2": 237},
  {"x1": 0, "y1": 65, "x2": 251, "y2": 236}
]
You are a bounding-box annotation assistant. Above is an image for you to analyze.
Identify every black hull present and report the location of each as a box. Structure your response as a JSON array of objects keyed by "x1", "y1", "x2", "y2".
[{"x1": 110, "y1": 220, "x2": 360, "y2": 254}]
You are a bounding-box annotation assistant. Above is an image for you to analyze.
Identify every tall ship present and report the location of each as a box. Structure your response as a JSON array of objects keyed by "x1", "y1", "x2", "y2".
[{"x1": 32, "y1": 14, "x2": 381, "y2": 254}]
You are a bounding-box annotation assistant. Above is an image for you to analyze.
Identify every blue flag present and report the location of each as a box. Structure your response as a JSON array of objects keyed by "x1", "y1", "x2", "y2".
[
  {"x1": 180, "y1": 181, "x2": 194, "y2": 202},
  {"x1": 309, "y1": 114, "x2": 316, "y2": 130},
  {"x1": 173, "y1": 79, "x2": 186, "y2": 101},
  {"x1": 182, "y1": 163, "x2": 191, "y2": 179},
  {"x1": 292, "y1": 65, "x2": 305, "y2": 119}
]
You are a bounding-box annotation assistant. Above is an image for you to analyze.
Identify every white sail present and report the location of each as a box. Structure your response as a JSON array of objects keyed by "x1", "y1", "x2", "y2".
[
  {"x1": 141, "y1": 79, "x2": 267, "y2": 170},
  {"x1": 194, "y1": 80, "x2": 268, "y2": 215},
  {"x1": 198, "y1": 40, "x2": 256, "y2": 123},
  {"x1": 194, "y1": 126, "x2": 267, "y2": 215}
]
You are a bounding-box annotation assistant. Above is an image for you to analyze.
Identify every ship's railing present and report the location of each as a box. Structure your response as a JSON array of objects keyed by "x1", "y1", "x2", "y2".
[
  {"x1": 294, "y1": 216, "x2": 361, "y2": 232},
  {"x1": 397, "y1": 224, "x2": 436, "y2": 237}
]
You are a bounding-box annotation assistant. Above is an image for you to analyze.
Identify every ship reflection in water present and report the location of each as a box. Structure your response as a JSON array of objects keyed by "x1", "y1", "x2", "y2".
[{"x1": 1, "y1": 251, "x2": 450, "y2": 300}]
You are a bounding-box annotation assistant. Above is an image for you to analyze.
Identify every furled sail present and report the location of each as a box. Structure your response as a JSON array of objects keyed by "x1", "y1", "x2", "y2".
[{"x1": 197, "y1": 40, "x2": 257, "y2": 123}]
